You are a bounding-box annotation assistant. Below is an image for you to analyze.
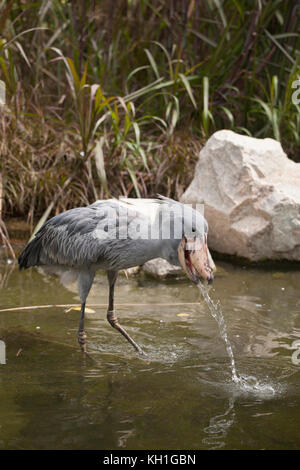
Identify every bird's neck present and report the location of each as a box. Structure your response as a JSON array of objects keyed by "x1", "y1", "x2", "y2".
[{"x1": 158, "y1": 238, "x2": 181, "y2": 266}]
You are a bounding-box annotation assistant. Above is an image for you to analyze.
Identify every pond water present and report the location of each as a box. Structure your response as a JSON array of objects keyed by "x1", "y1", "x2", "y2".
[{"x1": 0, "y1": 259, "x2": 300, "y2": 450}]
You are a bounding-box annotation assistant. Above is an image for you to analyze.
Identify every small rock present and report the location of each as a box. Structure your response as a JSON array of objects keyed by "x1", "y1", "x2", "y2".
[
  {"x1": 122, "y1": 266, "x2": 140, "y2": 276},
  {"x1": 142, "y1": 258, "x2": 184, "y2": 279}
]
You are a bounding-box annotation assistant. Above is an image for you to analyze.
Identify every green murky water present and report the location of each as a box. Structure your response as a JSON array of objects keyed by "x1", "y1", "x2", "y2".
[{"x1": 0, "y1": 259, "x2": 300, "y2": 449}]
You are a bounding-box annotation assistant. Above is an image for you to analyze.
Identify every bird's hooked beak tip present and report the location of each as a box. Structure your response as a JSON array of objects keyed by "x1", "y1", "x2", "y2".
[{"x1": 178, "y1": 236, "x2": 216, "y2": 285}]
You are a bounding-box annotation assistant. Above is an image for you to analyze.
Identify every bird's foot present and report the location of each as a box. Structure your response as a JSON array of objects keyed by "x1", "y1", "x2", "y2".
[
  {"x1": 78, "y1": 329, "x2": 87, "y2": 353},
  {"x1": 107, "y1": 309, "x2": 147, "y2": 357},
  {"x1": 137, "y1": 347, "x2": 148, "y2": 359}
]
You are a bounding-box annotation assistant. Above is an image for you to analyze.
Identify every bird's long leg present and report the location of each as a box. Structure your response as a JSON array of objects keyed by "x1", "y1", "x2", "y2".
[
  {"x1": 78, "y1": 302, "x2": 87, "y2": 353},
  {"x1": 77, "y1": 270, "x2": 95, "y2": 353},
  {"x1": 107, "y1": 270, "x2": 147, "y2": 357}
]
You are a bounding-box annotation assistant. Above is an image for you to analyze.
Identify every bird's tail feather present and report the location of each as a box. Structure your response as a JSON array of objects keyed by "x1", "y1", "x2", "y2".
[
  {"x1": 18, "y1": 236, "x2": 43, "y2": 270},
  {"x1": 19, "y1": 237, "x2": 79, "y2": 286}
]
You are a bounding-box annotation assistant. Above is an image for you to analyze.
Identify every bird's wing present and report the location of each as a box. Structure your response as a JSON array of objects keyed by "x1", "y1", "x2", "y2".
[{"x1": 18, "y1": 199, "x2": 155, "y2": 269}]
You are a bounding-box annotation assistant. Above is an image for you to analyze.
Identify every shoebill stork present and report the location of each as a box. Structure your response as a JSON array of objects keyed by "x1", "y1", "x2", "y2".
[{"x1": 18, "y1": 196, "x2": 215, "y2": 356}]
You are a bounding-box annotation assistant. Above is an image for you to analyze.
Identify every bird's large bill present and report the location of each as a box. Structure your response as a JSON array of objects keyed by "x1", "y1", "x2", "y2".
[{"x1": 178, "y1": 236, "x2": 215, "y2": 284}]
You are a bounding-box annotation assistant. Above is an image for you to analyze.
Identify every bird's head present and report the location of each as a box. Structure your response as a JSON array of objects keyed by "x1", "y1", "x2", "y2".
[
  {"x1": 177, "y1": 234, "x2": 215, "y2": 285},
  {"x1": 156, "y1": 195, "x2": 216, "y2": 284},
  {"x1": 175, "y1": 203, "x2": 215, "y2": 285}
]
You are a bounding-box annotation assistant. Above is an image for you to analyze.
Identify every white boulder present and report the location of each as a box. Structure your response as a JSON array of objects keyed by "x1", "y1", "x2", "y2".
[{"x1": 181, "y1": 130, "x2": 300, "y2": 261}]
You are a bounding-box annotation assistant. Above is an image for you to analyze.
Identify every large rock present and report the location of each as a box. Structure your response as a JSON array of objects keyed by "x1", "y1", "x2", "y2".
[{"x1": 181, "y1": 130, "x2": 300, "y2": 262}]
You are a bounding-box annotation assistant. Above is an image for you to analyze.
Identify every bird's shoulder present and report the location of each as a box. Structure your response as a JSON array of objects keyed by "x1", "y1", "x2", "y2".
[{"x1": 37, "y1": 199, "x2": 143, "y2": 235}]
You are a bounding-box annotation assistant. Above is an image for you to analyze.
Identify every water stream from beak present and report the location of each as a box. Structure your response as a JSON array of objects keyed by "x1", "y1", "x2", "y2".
[{"x1": 197, "y1": 282, "x2": 276, "y2": 396}]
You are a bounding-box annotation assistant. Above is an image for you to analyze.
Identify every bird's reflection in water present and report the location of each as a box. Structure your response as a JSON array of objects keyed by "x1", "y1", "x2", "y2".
[{"x1": 202, "y1": 396, "x2": 235, "y2": 449}]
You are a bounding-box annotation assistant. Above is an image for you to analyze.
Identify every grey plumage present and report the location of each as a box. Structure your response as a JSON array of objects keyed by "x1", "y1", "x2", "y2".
[
  {"x1": 20, "y1": 201, "x2": 150, "y2": 268},
  {"x1": 18, "y1": 197, "x2": 213, "y2": 355}
]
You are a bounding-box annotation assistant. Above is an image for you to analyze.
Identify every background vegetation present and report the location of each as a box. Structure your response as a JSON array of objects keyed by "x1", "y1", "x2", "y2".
[{"x1": 0, "y1": 0, "x2": 299, "y2": 231}]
